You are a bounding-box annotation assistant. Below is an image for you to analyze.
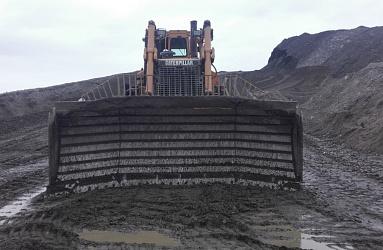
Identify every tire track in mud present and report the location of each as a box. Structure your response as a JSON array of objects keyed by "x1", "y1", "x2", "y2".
[
  {"x1": 304, "y1": 136, "x2": 383, "y2": 229},
  {"x1": 302, "y1": 135, "x2": 383, "y2": 248},
  {"x1": 0, "y1": 160, "x2": 48, "y2": 208},
  {"x1": 0, "y1": 184, "x2": 356, "y2": 249}
]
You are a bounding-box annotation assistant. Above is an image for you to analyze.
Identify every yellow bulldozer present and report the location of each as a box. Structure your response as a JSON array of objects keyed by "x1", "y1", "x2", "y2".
[
  {"x1": 142, "y1": 20, "x2": 220, "y2": 96},
  {"x1": 47, "y1": 20, "x2": 303, "y2": 194}
]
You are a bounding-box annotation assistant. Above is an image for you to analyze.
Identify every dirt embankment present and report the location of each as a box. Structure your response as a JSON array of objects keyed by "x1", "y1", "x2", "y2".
[
  {"x1": 0, "y1": 74, "x2": 116, "y2": 169},
  {"x1": 302, "y1": 63, "x2": 383, "y2": 154},
  {"x1": 241, "y1": 25, "x2": 383, "y2": 154}
]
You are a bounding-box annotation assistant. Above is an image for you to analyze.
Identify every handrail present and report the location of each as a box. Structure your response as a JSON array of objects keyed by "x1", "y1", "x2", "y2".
[
  {"x1": 79, "y1": 73, "x2": 144, "y2": 101},
  {"x1": 79, "y1": 72, "x2": 266, "y2": 101},
  {"x1": 220, "y1": 73, "x2": 269, "y2": 99}
]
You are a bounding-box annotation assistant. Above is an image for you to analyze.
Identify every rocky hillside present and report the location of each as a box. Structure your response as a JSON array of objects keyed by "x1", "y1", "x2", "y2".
[{"x1": 242, "y1": 26, "x2": 383, "y2": 154}]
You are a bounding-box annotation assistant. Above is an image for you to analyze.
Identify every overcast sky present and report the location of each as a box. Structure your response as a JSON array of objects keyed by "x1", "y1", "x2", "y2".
[{"x1": 1, "y1": 0, "x2": 382, "y2": 93}]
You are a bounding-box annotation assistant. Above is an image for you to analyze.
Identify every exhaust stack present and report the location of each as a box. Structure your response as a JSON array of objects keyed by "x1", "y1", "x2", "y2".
[{"x1": 190, "y1": 20, "x2": 198, "y2": 58}]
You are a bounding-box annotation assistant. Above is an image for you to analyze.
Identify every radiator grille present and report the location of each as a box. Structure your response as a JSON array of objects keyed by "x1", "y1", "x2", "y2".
[{"x1": 156, "y1": 64, "x2": 203, "y2": 96}]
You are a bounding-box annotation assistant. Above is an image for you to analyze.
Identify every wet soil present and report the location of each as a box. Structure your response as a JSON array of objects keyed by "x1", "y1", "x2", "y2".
[
  {"x1": 0, "y1": 135, "x2": 382, "y2": 249},
  {"x1": 79, "y1": 230, "x2": 180, "y2": 247},
  {"x1": 0, "y1": 160, "x2": 47, "y2": 209}
]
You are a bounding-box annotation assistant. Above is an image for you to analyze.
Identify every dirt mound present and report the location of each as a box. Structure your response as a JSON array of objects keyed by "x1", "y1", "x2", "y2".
[
  {"x1": 265, "y1": 26, "x2": 383, "y2": 77},
  {"x1": 303, "y1": 62, "x2": 383, "y2": 153},
  {"x1": 0, "y1": 75, "x2": 112, "y2": 119},
  {"x1": 242, "y1": 26, "x2": 383, "y2": 154},
  {"x1": 0, "y1": 75, "x2": 117, "y2": 167}
]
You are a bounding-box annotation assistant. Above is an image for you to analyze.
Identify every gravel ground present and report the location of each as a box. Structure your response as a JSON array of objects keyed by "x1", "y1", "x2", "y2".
[{"x1": 0, "y1": 135, "x2": 382, "y2": 249}]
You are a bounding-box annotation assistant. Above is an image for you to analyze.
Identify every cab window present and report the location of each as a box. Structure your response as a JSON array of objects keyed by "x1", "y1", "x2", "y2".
[{"x1": 170, "y1": 37, "x2": 187, "y2": 57}]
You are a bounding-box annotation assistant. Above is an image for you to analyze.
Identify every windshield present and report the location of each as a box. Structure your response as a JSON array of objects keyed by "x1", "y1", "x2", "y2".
[{"x1": 170, "y1": 37, "x2": 187, "y2": 57}]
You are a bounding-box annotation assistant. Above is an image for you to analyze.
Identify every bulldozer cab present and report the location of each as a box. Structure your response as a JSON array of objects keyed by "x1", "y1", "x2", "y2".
[{"x1": 157, "y1": 30, "x2": 190, "y2": 58}]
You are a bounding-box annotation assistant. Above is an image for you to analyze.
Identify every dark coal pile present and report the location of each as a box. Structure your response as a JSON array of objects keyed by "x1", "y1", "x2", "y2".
[{"x1": 241, "y1": 25, "x2": 383, "y2": 154}]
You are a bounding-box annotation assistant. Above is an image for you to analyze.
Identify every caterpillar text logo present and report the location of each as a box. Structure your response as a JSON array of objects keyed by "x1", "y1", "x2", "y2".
[{"x1": 165, "y1": 60, "x2": 194, "y2": 66}]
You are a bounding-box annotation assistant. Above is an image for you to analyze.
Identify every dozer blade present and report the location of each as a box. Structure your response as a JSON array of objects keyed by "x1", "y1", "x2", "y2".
[{"x1": 47, "y1": 96, "x2": 302, "y2": 194}]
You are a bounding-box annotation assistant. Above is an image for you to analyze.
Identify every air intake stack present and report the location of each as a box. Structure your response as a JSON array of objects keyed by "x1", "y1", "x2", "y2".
[{"x1": 190, "y1": 20, "x2": 198, "y2": 58}]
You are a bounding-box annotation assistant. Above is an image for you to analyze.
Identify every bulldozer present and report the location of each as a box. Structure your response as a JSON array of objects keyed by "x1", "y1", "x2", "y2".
[
  {"x1": 47, "y1": 20, "x2": 303, "y2": 194},
  {"x1": 142, "y1": 20, "x2": 220, "y2": 96}
]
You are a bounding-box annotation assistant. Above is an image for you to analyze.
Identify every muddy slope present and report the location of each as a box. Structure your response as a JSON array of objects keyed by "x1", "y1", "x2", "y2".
[
  {"x1": 0, "y1": 75, "x2": 115, "y2": 167},
  {"x1": 241, "y1": 25, "x2": 383, "y2": 154}
]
